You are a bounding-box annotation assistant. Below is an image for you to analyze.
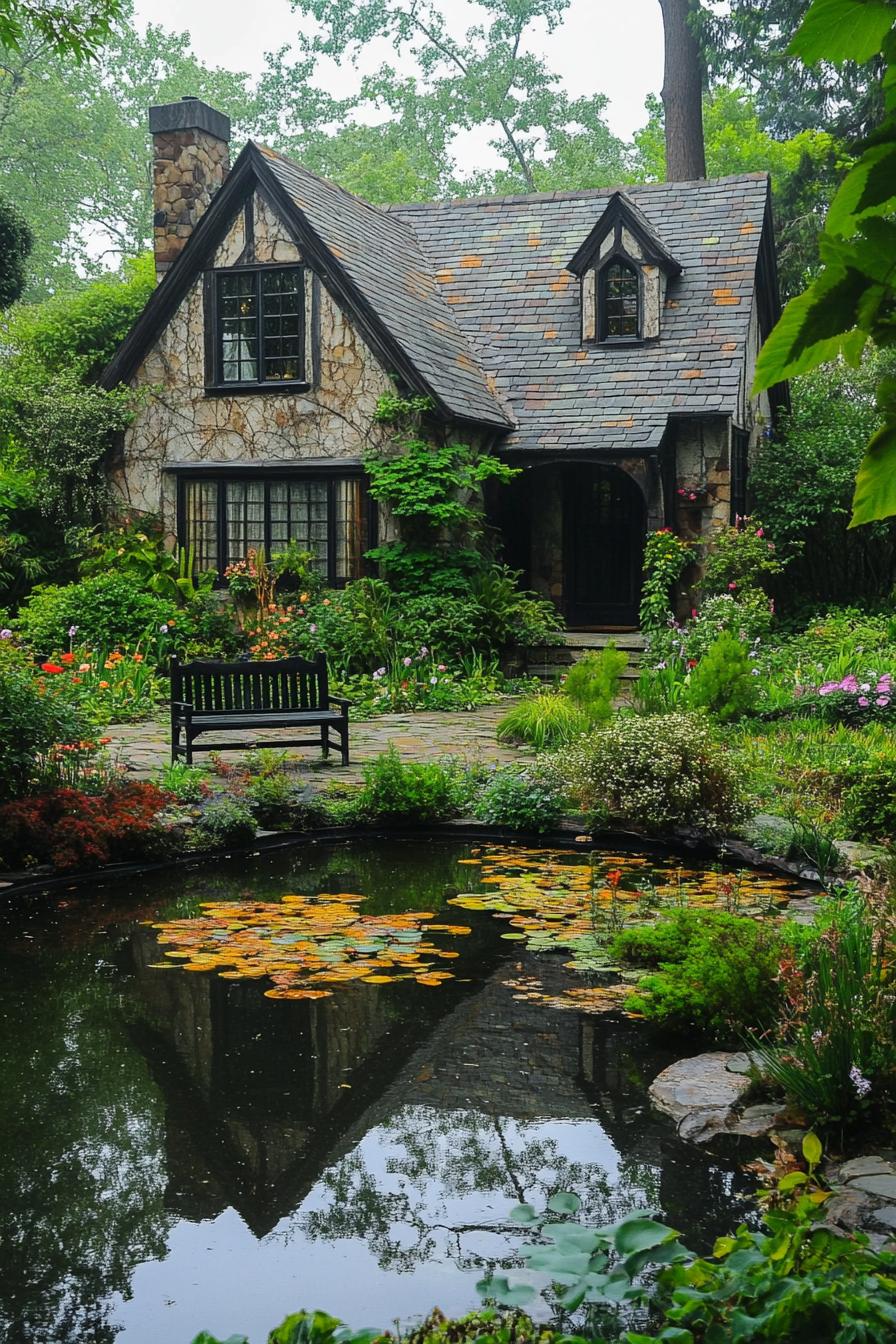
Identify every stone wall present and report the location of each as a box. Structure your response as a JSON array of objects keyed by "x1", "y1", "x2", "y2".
[
  {"x1": 150, "y1": 98, "x2": 230, "y2": 278},
  {"x1": 113, "y1": 188, "x2": 398, "y2": 542}
]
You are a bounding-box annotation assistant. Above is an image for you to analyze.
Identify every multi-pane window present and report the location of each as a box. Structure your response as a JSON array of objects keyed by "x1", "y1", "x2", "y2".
[
  {"x1": 215, "y1": 266, "x2": 306, "y2": 388},
  {"x1": 601, "y1": 261, "x2": 639, "y2": 339},
  {"x1": 179, "y1": 474, "x2": 372, "y2": 586}
]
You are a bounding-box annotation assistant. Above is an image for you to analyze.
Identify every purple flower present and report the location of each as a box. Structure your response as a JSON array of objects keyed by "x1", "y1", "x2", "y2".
[
  {"x1": 402, "y1": 656, "x2": 413, "y2": 667},
  {"x1": 419, "y1": 645, "x2": 429, "y2": 656},
  {"x1": 858, "y1": 697, "x2": 870, "y2": 707},
  {"x1": 68, "y1": 625, "x2": 78, "y2": 639},
  {"x1": 429, "y1": 676, "x2": 438, "y2": 685},
  {"x1": 309, "y1": 623, "x2": 317, "y2": 634},
  {"x1": 159, "y1": 623, "x2": 168, "y2": 634},
  {"x1": 877, "y1": 676, "x2": 892, "y2": 693},
  {"x1": 0, "y1": 629, "x2": 11, "y2": 640},
  {"x1": 877, "y1": 696, "x2": 890, "y2": 708},
  {"x1": 849, "y1": 1065, "x2": 872, "y2": 1098},
  {"x1": 818, "y1": 682, "x2": 838, "y2": 696},
  {"x1": 811, "y1": 1030, "x2": 824, "y2": 1046},
  {"x1": 656, "y1": 660, "x2": 667, "y2": 670},
  {"x1": 841, "y1": 675, "x2": 859, "y2": 693}
]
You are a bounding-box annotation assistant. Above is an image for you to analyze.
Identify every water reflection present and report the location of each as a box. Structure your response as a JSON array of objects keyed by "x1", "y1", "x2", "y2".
[{"x1": 0, "y1": 841, "x2": 769, "y2": 1344}]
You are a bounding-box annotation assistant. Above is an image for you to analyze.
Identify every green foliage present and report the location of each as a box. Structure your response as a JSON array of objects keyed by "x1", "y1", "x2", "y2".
[
  {"x1": 543, "y1": 712, "x2": 749, "y2": 835},
  {"x1": 496, "y1": 693, "x2": 589, "y2": 750},
  {"x1": 16, "y1": 574, "x2": 171, "y2": 656},
  {"x1": 639, "y1": 531, "x2": 692, "y2": 633},
  {"x1": 0, "y1": 256, "x2": 153, "y2": 527},
  {"x1": 751, "y1": 353, "x2": 896, "y2": 607},
  {"x1": 364, "y1": 410, "x2": 518, "y2": 593},
  {"x1": 751, "y1": 1, "x2": 896, "y2": 527},
  {"x1": 753, "y1": 887, "x2": 896, "y2": 1129},
  {"x1": 612, "y1": 909, "x2": 782, "y2": 1037},
  {"x1": 0, "y1": 0, "x2": 122, "y2": 60},
  {"x1": 563, "y1": 646, "x2": 627, "y2": 722},
  {"x1": 700, "y1": 519, "x2": 784, "y2": 598},
  {"x1": 0, "y1": 651, "x2": 87, "y2": 802},
  {"x1": 0, "y1": 463, "x2": 66, "y2": 606},
  {"x1": 192, "y1": 797, "x2": 257, "y2": 850},
  {"x1": 158, "y1": 762, "x2": 209, "y2": 804},
  {"x1": 0, "y1": 193, "x2": 31, "y2": 308},
  {"x1": 79, "y1": 513, "x2": 218, "y2": 606},
  {"x1": 472, "y1": 767, "x2": 565, "y2": 833},
  {"x1": 684, "y1": 631, "x2": 760, "y2": 723},
  {"x1": 355, "y1": 746, "x2": 460, "y2": 825},
  {"x1": 842, "y1": 759, "x2": 896, "y2": 841}
]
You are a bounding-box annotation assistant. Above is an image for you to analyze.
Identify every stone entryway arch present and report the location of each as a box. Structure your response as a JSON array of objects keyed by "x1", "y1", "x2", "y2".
[{"x1": 493, "y1": 459, "x2": 651, "y2": 630}]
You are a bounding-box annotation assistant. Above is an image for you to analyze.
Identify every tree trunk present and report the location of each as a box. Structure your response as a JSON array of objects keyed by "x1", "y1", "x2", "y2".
[{"x1": 659, "y1": 0, "x2": 706, "y2": 181}]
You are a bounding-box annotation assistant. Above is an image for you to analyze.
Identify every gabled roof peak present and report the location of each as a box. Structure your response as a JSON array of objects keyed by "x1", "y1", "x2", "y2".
[{"x1": 566, "y1": 190, "x2": 682, "y2": 278}]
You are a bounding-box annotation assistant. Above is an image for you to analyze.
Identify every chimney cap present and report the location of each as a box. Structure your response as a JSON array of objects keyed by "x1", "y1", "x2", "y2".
[{"x1": 149, "y1": 97, "x2": 230, "y2": 142}]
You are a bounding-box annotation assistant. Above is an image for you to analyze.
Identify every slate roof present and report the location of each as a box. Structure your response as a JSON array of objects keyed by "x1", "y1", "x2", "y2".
[
  {"x1": 389, "y1": 173, "x2": 772, "y2": 454},
  {"x1": 251, "y1": 146, "x2": 512, "y2": 429}
]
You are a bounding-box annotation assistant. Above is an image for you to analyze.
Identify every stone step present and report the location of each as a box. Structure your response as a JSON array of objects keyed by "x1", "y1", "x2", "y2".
[{"x1": 523, "y1": 632, "x2": 645, "y2": 683}]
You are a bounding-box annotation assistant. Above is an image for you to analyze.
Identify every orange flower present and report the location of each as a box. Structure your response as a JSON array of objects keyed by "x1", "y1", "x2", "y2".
[
  {"x1": 99, "y1": 736, "x2": 111, "y2": 745},
  {"x1": 132, "y1": 653, "x2": 144, "y2": 662},
  {"x1": 104, "y1": 660, "x2": 115, "y2": 670},
  {"x1": 606, "y1": 869, "x2": 623, "y2": 889},
  {"x1": 60, "y1": 652, "x2": 75, "y2": 664},
  {"x1": 99, "y1": 680, "x2": 110, "y2": 689},
  {"x1": 78, "y1": 663, "x2": 91, "y2": 673}
]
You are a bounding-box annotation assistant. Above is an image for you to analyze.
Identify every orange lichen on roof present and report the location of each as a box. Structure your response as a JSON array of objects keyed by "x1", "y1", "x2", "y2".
[
  {"x1": 573, "y1": 350, "x2": 588, "y2": 361},
  {"x1": 681, "y1": 369, "x2": 704, "y2": 379},
  {"x1": 713, "y1": 288, "x2": 741, "y2": 306},
  {"x1": 549, "y1": 272, "x2": 571, "y2": 293},
  {"x1": 543, "y1": 329, "x2": 558, "y2": 340},
  {"x1": 721, "y1": 340, "x2": 737, "y2": 352},
  {"x1": 665, "y1": 299, "x2": 680, "y2": 308},
  {"x1": 435, "y1": 268, "x2": 454, "y2": 284},
  {"x1": 740, "y1": 221, "x2": 756, "y2": 234},
  {"x1": 601, "y1": 417, "x2": 635, "y2": 428},
  {"x1": 459, "y1": 255, "x2": 483, "y2": 268},
  {"x1": 527, "y1": 235, "x2": 542, "y2": 248},
  {"x1": 445, "y1": 295, "x2": 468, "y2": 305},
  {"x1": 328, "y1": 245, "x2": 344, "y2": 259},
  {"x1": 456, "y1": 352, "x2": 475, "y2": 370}
]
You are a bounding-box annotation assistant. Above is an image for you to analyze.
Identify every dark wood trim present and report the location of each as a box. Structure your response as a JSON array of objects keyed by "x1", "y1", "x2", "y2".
[
  {"x1": 567, "y1": 190, "x2": 682, "y2": 278},
  {"x1": 208, "y1": 260, "x2": 306, "y2": 392}
]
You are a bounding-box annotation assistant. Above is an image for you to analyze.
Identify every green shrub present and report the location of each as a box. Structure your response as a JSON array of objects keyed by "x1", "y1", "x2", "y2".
[
  {"x1": 842, "y1": 759, "x2": 896, "y2": 841},
  {"x1": 612, "y1": 909, "x2": 782, "y2": 1037},
  {"x1": 542, "y1": 712, "x2": 749, "y2": 834},
  {"x1": 158, "y1": 762, "x2": 210, "y2": 804},
  {"x1": 639, "y1": 529, "x2": 692, "y2": 632},
  {"x1": 496, "y1": 692, "x2": 589, "y2": 749},
  {"x1": 701, "y1": 517, "x2": 784, "y2": 597},
  {"x1": 472, "y1": 767, "x2": 565, "y2": 833},
  {"x1": 563, "y1": 645, "x2": 626, "y2": 721},
  {"x1": 753, "y1": 888, "x2": 896, "y2": 1128},
  {"x1": 192, "y1": 797, "x2": 257, "y2": 850},
  {"x1": 356, "y1": 746, "x2": 459, "y2": 824},
  {"x1": 0, "y1": 654, "x2": 88, "y2": 802},
  {"x1": 17, "y1": 575, "x2": 171, "y2": 656},
  {"x1": 685, "y1": 630, "x2": 760, "y2": 722}
]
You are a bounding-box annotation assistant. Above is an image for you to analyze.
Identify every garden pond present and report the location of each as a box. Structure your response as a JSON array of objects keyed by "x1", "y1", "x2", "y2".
[{"x1": 0, "y1": 839, "x2": 806, "y2": 1344}]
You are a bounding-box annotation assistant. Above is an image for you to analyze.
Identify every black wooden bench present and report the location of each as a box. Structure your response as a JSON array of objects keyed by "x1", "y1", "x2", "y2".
[{"x1": 170, "y1": 653, "x2": 349, "y2": 766}]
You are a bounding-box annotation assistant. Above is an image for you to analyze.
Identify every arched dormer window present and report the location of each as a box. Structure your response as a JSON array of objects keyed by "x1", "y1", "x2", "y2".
[{"x1": 600, "y1": 260, "x2": 639, "y2": 340}]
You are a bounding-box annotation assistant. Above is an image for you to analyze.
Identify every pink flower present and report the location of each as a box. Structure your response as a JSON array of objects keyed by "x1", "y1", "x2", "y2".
[
  {"x1": 437, "y1": 664, "x2": 446, "y2": 672},
  {"x1": 877, "y1": 696, "x2": 890, "y2": 707},
  {"x1": 728, "y1": 581, "x2": 737, "y2": 591},
  {"x1": 755, "y1": 527, "x2": 764, "y2": 538},
  {"x1": 402, "y1": 656, "x2": 413, "y2": 667},
  {"x1": 858, "y1": 697, "x2": 870, "y2": 707}
]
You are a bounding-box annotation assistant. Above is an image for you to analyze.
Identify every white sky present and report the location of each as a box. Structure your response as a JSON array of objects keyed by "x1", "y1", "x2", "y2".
[{"x1": 132, "y1": 0, "x2": 665, "y2": 172}]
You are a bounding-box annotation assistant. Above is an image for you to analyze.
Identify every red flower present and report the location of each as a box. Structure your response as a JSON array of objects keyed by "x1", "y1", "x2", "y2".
[
  {"x1": 60, "y1": 652, "x2": 75, "y2": 664},
  {"x1": 687, "y1": 658, "x2": 697, "y2": 670},
  {"x1": 41, "y1": 662, "x2": 63, "y2": 674},
  {"x1": 606, "y1": 868, "x2": 623, "y2": 889}
]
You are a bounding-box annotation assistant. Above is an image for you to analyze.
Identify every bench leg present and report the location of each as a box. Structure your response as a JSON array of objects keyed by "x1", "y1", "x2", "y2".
[
  {"x1": 320, "y1": 725, "x2": 329, "y2": 759},
  {"x1": 340, "y1": 723, "x2": 349, "y2": 767},
  {"x1": 171, "y1": 719, "x2": 181, "y2": 765},
  {"x1": 185, "y1": 732, "x2": 194, "y2": 766}
]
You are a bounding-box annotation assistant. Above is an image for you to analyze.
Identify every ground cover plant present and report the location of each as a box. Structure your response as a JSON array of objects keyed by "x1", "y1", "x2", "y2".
[{"x1": 497, "y1": 645, "x2": 627, "y2": 748}]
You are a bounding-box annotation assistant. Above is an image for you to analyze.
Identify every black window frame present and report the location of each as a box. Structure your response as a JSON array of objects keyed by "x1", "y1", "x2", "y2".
[
  {"x1": 597, "y1": 257, "x2": 642, "y2": 343},
  {"x1": 205, "y1": 263, "x2": 310, "y2": 394},
  {"x1": 176, "y1": 468, "x2": 377, "y2": 588},
  {"x1": 730, "y1": 428, "x2": 749, "y2": 524}
]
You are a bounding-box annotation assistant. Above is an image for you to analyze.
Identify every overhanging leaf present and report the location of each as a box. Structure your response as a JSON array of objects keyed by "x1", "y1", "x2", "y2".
[
  {"x1": 613, "y1": 1216, "x2": 679, "y2": 1256},
  {"x1": 850, "y1": 422, "x2": 896, "y2": 525},
  {"x1": 547, "y1": 1190, "x2": 582, "y2": 1214},
  {"x1": 753, "y1": 267, "x2": 870, "y2": 390},
  {"x1": 790, "y1": 0, "x2": 895, "y2": 64},
  {"x1": 826, "y1": 144, "x2": 896, "y2": 235}
]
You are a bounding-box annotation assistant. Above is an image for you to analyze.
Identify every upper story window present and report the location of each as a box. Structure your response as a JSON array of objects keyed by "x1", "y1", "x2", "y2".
[
  {"x1": 210, "y1": 264, "x2": 307, "y2": 390},
  {"x1": 600, "y1": 261, "x2": 639, "y2": 340}
]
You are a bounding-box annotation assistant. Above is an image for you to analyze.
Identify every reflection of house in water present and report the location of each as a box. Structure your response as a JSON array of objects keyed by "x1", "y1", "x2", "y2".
[{"x1": 128, "y1": 928, "x2": 753, "y2": 1245}]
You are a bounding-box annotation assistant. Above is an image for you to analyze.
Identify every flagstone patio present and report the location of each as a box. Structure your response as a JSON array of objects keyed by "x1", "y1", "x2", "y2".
[{"x1": 108, "y1": 703, "x2": 528, "y2": 788}]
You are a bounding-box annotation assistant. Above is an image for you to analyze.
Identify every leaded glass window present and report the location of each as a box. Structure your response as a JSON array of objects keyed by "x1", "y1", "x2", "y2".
[
  {"x1": 601, "y1": 261, "x2": 639, "y2": 339},
  {"x1": 179, "y1": 474, "x2": 372, "y2": 586},
  {"x1": 214, "y1": 266, "x2": 306, "y2": 387}
]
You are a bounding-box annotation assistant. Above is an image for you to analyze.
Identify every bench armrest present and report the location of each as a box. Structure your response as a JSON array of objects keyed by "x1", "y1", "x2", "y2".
[
  {"x1": 171, "y1": 700, "x2": 193, "y2": 713},
  {"x1": 328, "y1": 695, "x2": 351, "y2": 712}
]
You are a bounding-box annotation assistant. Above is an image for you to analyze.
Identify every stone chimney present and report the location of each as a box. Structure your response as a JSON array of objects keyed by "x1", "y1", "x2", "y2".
[{"x1": 149, "y1": 95, "x2": 231, "y2": 279}]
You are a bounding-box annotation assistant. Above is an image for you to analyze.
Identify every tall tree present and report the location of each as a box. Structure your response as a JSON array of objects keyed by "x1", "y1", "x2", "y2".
[
  {"x1": 697, "y1": 0, "x2": 883, "y2": 141},
  {"x1": 0, "y1": 0, "x2": 122, "y2": 59},
  {"x1": 658, "y1": 0, "x2": 706, "y2": 180},
  {"x1": 280, "y1": 0, "x2": 630, "y2": 196},
  {"x1": 0, "y1": 193, "x2": 31, "y2": 305}
]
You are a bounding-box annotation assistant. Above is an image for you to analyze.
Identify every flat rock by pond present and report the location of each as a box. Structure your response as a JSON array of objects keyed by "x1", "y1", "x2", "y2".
[
  {"x1": 824, "y1": 1154, "x2": 896, "y2": 1247},
  {"x1": 649, "y1": 1051, "x2": 787, "y2": 1147}
]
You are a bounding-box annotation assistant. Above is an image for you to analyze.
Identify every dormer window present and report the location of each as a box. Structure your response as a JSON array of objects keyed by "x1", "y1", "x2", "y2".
[
  {"x1": 567, "y1": 191, "x2": 681, "y2": 347},
  {"x1": 601, "y1": 261, "x2": 639, "y2": 340},
  {"x1": 207, "y1": 264, "x2": 309, "y2": 391}
]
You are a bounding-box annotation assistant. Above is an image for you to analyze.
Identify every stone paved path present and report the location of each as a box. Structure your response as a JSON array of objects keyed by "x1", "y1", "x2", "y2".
[{"x1": 110, "y1": 702, "x2": 529, "y2": 787}]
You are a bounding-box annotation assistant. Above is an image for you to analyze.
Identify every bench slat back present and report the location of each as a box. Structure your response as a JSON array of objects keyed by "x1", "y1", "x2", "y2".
[{"x1": 171, "y1": 654, "x2": 328, "y2": 716}]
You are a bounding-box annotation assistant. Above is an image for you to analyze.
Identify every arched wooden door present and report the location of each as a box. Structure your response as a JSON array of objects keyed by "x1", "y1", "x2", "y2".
[{"x1": 563, "y1": 464, "x2": 646, "y2": 628}]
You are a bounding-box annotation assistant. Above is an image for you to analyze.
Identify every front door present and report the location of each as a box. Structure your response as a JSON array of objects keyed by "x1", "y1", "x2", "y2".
[{"x1": 564, "y1": 464, "x2": 645, "y2": 628}]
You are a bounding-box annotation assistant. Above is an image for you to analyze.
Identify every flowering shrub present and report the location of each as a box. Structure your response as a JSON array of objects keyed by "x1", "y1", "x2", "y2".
[
  {"x1": 801, "y1": 671, "x2": 895, "y2": 725},
  {"x1": 0, "y1": 782, "x2": 173, "y2": 870},
  {"x1": 639, "y1": 529, "x2": 692, "y2": 632},
  {"x1": 542, "y1": 712, "x2": 749, "y2": 834},
  {"x1": 32, "y1": 643, "x2": 167, "y2": 724},
  {"x1": 753, "y1": 887, "x2": 896, "y2": 1129},
  {"x1": 701, "y1": 516, "x2": 784, "y2": 598},
  {"x1": 0, "y1": 651, "x2": 88, "y2": 803}
]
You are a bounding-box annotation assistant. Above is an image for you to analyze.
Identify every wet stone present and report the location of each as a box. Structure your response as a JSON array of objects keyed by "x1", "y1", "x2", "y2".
[
  {"x1": 848, "y1": 1174, "x2": 896, "y2": 1200},
  {"x1": 648, "y1": 1052, "x2": 751, "y2": 1123},
  {"x1": 839, "y1": 1156, "x2": 895, "y2": 1181}
]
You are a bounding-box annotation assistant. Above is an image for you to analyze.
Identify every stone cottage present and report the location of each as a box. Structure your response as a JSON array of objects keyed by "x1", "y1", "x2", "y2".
[{"x1": 102, "y1": 96, "x2": 785, "y2": 630}]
